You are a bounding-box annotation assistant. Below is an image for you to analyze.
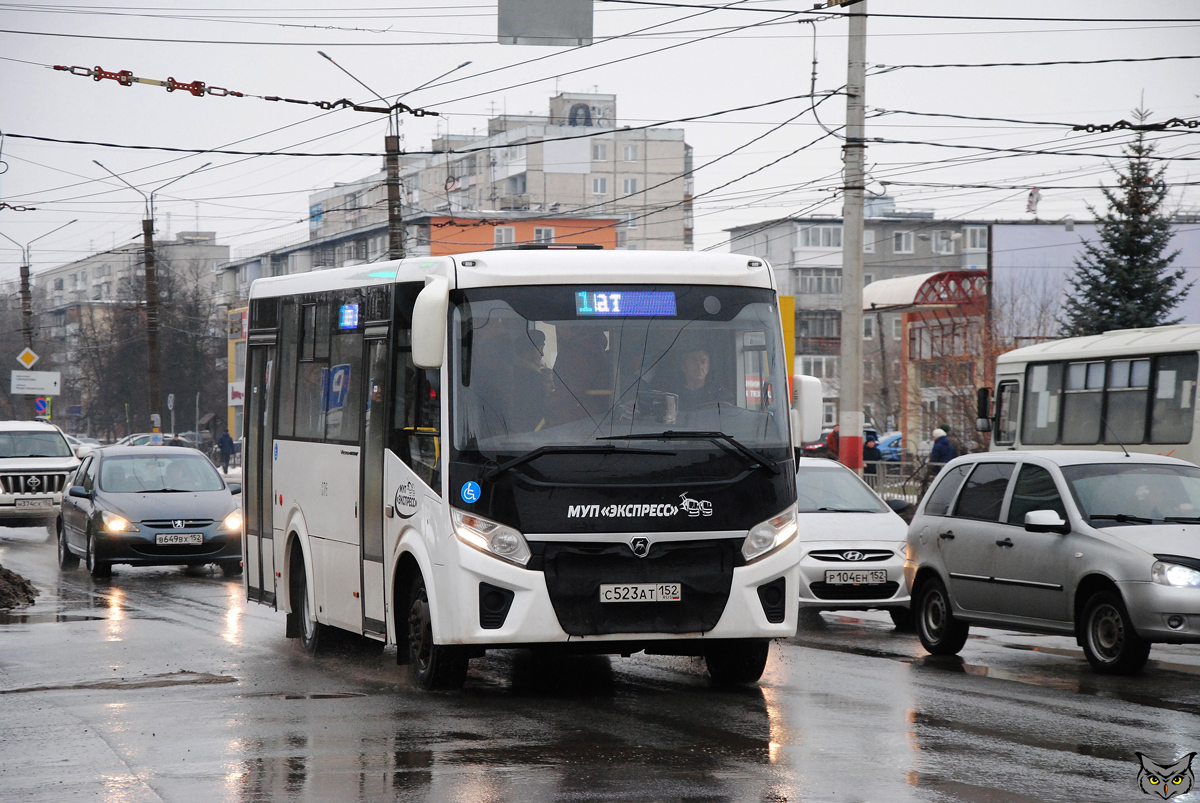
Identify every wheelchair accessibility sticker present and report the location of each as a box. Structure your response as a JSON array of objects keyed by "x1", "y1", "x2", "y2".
[{"x1": 460, "y1": 481, "x2": 481, "y2": 504}]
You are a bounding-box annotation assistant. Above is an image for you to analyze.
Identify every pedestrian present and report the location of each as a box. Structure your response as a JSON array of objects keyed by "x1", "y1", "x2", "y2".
[
  {"x1": 217, "y1": 428, "x2": 235, "y2": 475},
  {"x1": 825, "y1": 424, "x2": 840, "y2": 460},
  {"x1": 929, "y1": 427, "x2": 956, "y2": 468},
  {"x1": 863, "y1": 437, "x2": 882, "y2": 475}
]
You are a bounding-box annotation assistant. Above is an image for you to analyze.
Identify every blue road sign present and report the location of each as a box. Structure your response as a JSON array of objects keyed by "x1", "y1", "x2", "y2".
[{"x1": 33, "y1": 397, "x2": 48, "y2": 415}]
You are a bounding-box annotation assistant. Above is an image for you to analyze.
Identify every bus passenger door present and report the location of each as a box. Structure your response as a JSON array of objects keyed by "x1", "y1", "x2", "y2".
[
  {"x1": 360, "y1": 338, "x2": 388, "y2": 636},
  {"x1": 244, "y1": 343, "x2": 276, "y2": 604}
]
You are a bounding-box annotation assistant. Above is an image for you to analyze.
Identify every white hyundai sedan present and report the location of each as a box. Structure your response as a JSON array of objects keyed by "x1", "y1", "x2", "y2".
[{"x1": 795, "y1": 458, "x2": 912, "y2": 629}]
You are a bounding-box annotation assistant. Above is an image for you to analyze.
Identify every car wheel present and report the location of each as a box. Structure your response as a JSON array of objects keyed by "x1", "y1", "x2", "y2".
[
  {"x1": 916, "y1": 577, "x2": 968, "y2": 655},
  {"x1": 1079, "y1": 590, "x2": 1151, "y2": 675},
  {"x1": 888, "y1": 607, "x2": 915, "y2": 632},
  {"x1": 407, "y1": 575, "x2": 468, "y2": 690},
  {"x1": 292, "y1": 559, "x2": 326, "y2": 656},
  {"x1": 219, "y1": 561, "x2": 243, "y2": 578},
  {"x1": 704, "y1": 639, "x2": 770, "y2": 685},
  {"x1": 85, "y1": 530, "x2": 111, "y2": 579},
  {"x1": 57, "y1": 519, "x2": 79, "y2": 570}
]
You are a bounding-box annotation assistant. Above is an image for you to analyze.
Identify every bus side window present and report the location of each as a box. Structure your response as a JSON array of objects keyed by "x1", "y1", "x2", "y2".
[
  {"x1": 1021, "y1": 363, "x2": 1062, "y2": 445},
  {"x1": 1061, "y1": 361, "x2": 1104, "y2": 444},
  {"x1": 994, "y1": 381, "x2": 1019, "y2": 446},
  {"x1": 392, "y1": 330, "x2": 441, "y2": 494},
  {"x1": 276, "y1": 301, "x2": 298, "y2": 438},
  {"x1": 1150, "y1": 353, "x2": 1198, "y2": 444}
]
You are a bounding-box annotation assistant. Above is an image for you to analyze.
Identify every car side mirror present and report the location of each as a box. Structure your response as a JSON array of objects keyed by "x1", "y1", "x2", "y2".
[
  {"x1": 227, "y1": 482, "x2": 242, "y2": 496},
  {"x1": 68, "y1": 485, "x2": 90, "y2": 499},
  {"x1": 1025, "y1": 509, "x2": 1070, "y2": 535},
  {"x1": 886, "y1": 498, "x2": 911, "y2": 514}
]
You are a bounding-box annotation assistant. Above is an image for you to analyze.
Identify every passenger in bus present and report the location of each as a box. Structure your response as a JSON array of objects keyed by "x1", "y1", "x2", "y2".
[{"x1": 548, "y1": 325, "x2": 612, "y2": 425}]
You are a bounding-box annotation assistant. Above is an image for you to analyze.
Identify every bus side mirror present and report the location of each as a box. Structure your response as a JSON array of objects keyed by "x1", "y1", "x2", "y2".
[
  {"x1": 791, "y1": 374, "x2": 824, "y2": 447},
  {"x1": 412, "y1": 275, "x2": 449, "y2": 369},
  {"x1": 975, "y1": 386, "x2": 993, "y2": 433}
]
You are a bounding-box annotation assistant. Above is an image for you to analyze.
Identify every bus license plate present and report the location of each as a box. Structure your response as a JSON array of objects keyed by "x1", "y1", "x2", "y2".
[
  {"x1": 599, "y1": 583, "x2": 681, "y2": 603},
  {"x1": 825, "y1": 570, "x2": 887, "y2": 585},
  {"x1": 15, "y1": 498, "x2": 53, "y2": 509},
  {"x1": 156, "y1": 533, "x2": 203, "y2": 546}
]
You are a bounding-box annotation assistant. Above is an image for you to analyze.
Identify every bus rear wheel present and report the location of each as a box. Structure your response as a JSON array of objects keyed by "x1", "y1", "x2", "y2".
[
  {"x1": 292, "y1": 559, "x2": 326, "y2": 655},
  {"x1": 704, "y1": 639, "x2": 770, "y2": 685},
  {"x1": 407, "y1": 576, "x2": 468, "y2": 690}
]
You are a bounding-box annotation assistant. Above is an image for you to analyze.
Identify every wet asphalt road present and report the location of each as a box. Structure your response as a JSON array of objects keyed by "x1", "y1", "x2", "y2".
[{"x1": 2, "y1": 526, "x2": 1199, "y2": 803}]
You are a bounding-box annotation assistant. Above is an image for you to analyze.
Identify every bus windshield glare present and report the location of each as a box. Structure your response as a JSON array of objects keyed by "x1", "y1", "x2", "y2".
[{"x1": 451, "y1": 285, "x2": 791, "y2": 464}]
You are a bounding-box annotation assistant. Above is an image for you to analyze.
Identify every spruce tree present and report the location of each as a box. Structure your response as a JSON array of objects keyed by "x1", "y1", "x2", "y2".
[{"x1": 1059, "y1": 109, "x2": 1187, "y2": 336}]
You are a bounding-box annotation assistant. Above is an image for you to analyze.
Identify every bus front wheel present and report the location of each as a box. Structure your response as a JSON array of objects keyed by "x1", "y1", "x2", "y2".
[
  {"x1": 407, "y1": 576, "x2": 468, "y2": 690},
  {"x1": 292, "y1": 558, "x2": 326, "y2": 656},
  {"x1": 704, "y1": 639, "x2": 770, "y2": 685}
]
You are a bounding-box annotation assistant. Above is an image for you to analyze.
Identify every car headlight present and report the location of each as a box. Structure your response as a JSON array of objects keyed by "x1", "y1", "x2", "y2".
[
  {"x1": 742, "y1": 507, "x2": 798, "y2": 563},
  {"x1": 100, "y1": 510, "x2": 138, "y2": 533},
  {"x1": 221, "y1": 510, "x2": 244, "y2": 532},
  {"x1": 451, "y1": 508, "x2": 531, "y2": 566},
  {"x1": 1152, "y1": 561, "x2": 1200, "y2": 588}
]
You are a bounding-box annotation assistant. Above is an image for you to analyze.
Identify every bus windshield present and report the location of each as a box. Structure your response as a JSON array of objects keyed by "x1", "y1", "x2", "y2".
[{"x1": 450, "y1": 285, "x2": 791, "y2": 472}]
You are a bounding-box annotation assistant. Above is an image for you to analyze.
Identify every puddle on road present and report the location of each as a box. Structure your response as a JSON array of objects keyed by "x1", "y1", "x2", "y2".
[
  {"x1": 239, "y1": 691, "x2": 367, "y2": 700},
  {"x1": 0, "y1": 670, "x2": 237, "y2": 695},
  {"x1": 0, "y1": 611, "x2": 107, "y2": 625}
]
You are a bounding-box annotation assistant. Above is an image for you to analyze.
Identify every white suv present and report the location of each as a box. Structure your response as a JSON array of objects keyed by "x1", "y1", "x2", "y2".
[
  {"x1": 906, "y1": 450, "x2": 1200, "y2": 674},
  {"x1": 0, "y1": 420, "x2": 80, "y2": 534}
]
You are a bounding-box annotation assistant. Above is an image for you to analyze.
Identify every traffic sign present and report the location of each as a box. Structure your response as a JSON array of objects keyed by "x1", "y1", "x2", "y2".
[
  {"x1": 10, "y1": 370, "x2": 61, "y2": 395},
  {"x1": 168, "y1": 393, "x2": 175, "y2": 411},
  {"x1": 16, "y1": 348, "x2": 39, "y2": 369},
  {"x1": 34, "y1": 397, "x2": 49, "y2": 415}
]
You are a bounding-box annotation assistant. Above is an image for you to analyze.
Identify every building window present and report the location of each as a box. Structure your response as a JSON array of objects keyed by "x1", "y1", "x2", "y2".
[
  {"x1": 892, "y1": 317, "x2": 902, "y2": 341},
  {"x1": 863, "y1": 229, "x2": 875, "y2": 253},
  {"x1": 893, "y1": 231, "x2": 913, "y2": 254},
  {"x1": 800, "y1": 355, "x2": 840, "y2": 379},
  {"x1": 616, "y1": 230, "x2": 628, "y2": 249},
  {"x1": 53, "y1": 278, "x2": 63, "y2": 291},
  {"x1": 534, "y1": 227, "x2": 555, "y2": 244},
  {"x1": 624, "y1": 212, "x2": 638, "y2": 229},
  {"x1": 933, "y1": 230, "x2": 955, "y2": 254},
  {"x1": 623, "y1": 144, "x2": 638, "y2": 161},
  {"x1": 592, "y1": 142, "x2": 608, "y2": 161},
  {"x1": 798, "y1": 268, "x2": 842, "y2": 295},
  {"x1": 494, "y1": 226, "x2": 515, "y2": 246},
  {"x1": 863, "y1": 316, "x2": 875, "y2": 340},
  {"x1": 592, "y1": 177, "x2": 608, "y2": 195},
  {"x1": 622, "y1": 178, "x2": 638, "y2": 195},
  {"x1": 965, "y1": 226, "x2": 988, "y2": 251},
  {"x1": 798, "y1": 311, "x2": 841, "y2": 339},
  {"x1": 797, "y1": 225, "x2": 843, "y2": 249},
  {"x1": 863, "y1": 273, "x2": 874, "y2": 286},
  {"x1": 823, "y1": 402, "x2": 837, "y2": 426}
]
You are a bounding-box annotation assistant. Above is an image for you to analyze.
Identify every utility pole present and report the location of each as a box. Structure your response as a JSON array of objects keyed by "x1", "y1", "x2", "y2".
[
  {"x1": 1, "y1": 220, "x2": 75, "y2": 419},
  {"x1": 318, "y1": 52, "x2": 469, "y2": 263},
  {"x1": 838, "y1": 0, "x2": 868, "y2": 472},
  {"x1": 93, "y1": 160, "x2": 209, "y2": 438}
]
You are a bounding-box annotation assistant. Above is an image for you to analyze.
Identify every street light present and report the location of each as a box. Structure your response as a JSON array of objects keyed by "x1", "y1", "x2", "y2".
[
  {"x1": 315, "y1": 55, "x2": 473, "y2": 261},
  {"x1": 0, "y1": 218, "x2": 77, "y2": 348},
  {"x1": 92, "y1": 160, "x2": 211, "y2": 434}
]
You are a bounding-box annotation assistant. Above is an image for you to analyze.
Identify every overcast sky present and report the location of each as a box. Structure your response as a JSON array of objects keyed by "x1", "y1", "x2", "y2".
[{"x1": 0, "y1": 0, "x2": 1197, "y2": 283}]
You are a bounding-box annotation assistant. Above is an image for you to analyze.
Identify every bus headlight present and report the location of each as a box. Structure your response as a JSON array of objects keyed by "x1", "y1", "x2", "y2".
[
  {"x1": 101, "y1": 511, "x2": 139, "y2": 533},
  {"x1": 220, "y1": 510, "x2": 244, "y2": 532},
  {"x1": 742, "y1": 507, "x2": 798, "y2": 563},
  {"x1": 451, "y1": 508, "x2": 531, "y2": 566},
  {"x1": 1152, "y1": 561, "x2": 1200, "y2": 588}
]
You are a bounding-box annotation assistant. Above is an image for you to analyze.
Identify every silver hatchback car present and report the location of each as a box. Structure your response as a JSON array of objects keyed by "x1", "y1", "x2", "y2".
[{"x1": 906, "y1": 450, "x2": 1200, "y2": 674}]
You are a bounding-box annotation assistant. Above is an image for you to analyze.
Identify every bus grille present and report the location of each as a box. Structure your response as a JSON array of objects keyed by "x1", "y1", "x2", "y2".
[
  {"x1": 1, "y1": 473, "x2": 69, "y2": 495},
  {"x1": 531, "y1": 539, "x2": 740, "y2": 636}
]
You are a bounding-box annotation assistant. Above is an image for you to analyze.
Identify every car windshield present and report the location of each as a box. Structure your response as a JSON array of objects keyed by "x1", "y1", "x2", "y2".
[
  {"x1": 99, "y1": 454, "x2": 225, "y2": 493},
  {"x1": 1061, "y1": 462, "x2": 1200, "y2": 525},
  {"x1": 0, "y1": 431, "x2": 73, "y2": 458},
  {"x1": 450, "y1": 284, "x2": 791, "y2": 472},
  {"x1": 796, "y1": 464, "x2": 889, "y2": 513}
]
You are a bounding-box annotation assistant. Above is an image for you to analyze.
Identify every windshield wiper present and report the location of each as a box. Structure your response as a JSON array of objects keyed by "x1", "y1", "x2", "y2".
[
  {"x1": 1090, "y1": 513, "x2": 1153, "y2": 524},
  {"x1": 816, "y1": 507, "x2": 880, "y2": 513},
  {"x1": 1163, "y1": 516, "x2": 1200, "y2": 523},
  {"x1": 484, "y1": 444, "x2": 675, "y2": 481},
  {"x1": 599, "y1": 431, "x2": 781, "y2": 475}
]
